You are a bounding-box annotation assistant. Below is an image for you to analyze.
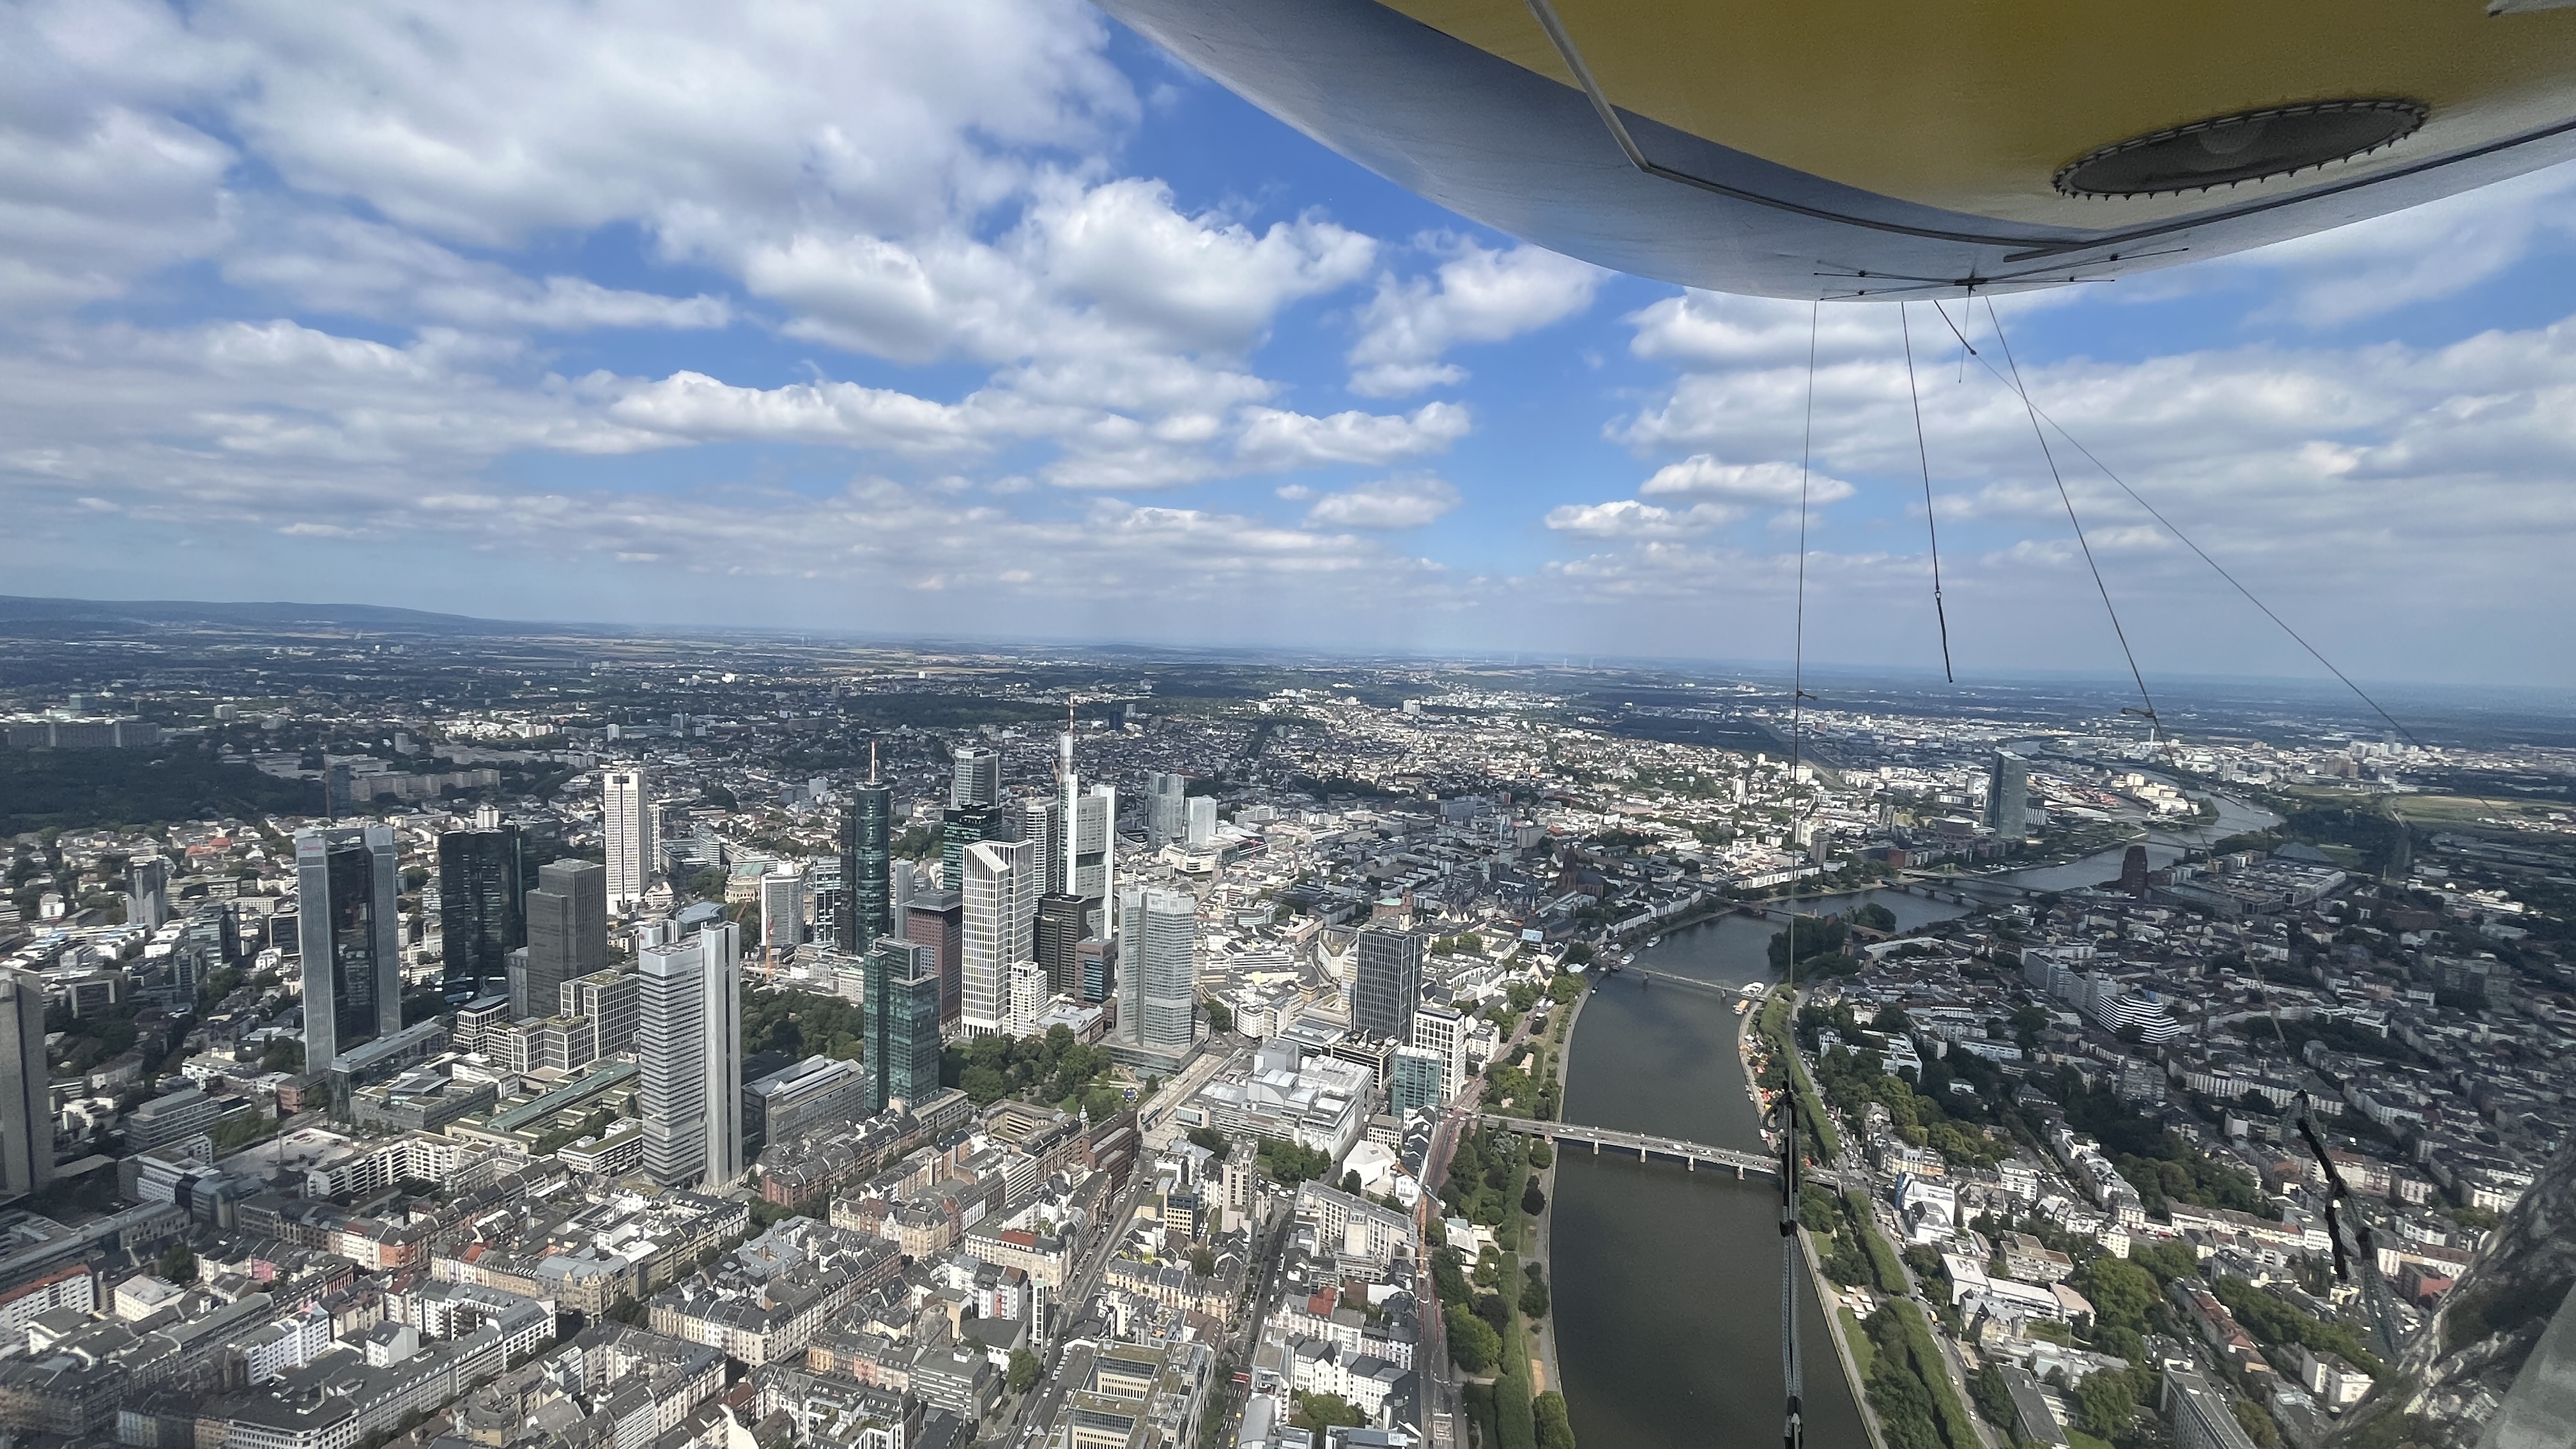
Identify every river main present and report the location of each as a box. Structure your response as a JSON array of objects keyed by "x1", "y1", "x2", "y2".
[{"x1": 1546, "y1": 794, "x2": 2276, "y2": 1449}]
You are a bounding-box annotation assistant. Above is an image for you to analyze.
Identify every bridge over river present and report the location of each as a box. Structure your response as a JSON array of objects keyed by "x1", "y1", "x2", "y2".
[{"x1": 1469, "y1": 1113, "x2": 1850, "y2": 1188}]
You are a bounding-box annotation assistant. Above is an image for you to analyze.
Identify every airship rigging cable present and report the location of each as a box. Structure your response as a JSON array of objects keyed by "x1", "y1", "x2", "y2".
[
  {"x1": 1981, "y1": 298, "x2": 2165, "y2": 745},
  {"x1": 1776, "y1": 300, "x2": 1817, "y2": 1449},
  {"x1": 1932, "y1": 303, "x2": 2450, "y2": 769},
  {"x1": 1898, "y1": 304, "x2": 1955, "y2": 682}
]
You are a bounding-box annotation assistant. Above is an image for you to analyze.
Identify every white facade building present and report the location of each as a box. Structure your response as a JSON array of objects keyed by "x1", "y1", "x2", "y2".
[
  {"x1": 638, "y1": 921, "x2": 742, "y2": 1188},
  {"x1": 603, "y1": 768, "x2": 658, "y2": 913}
]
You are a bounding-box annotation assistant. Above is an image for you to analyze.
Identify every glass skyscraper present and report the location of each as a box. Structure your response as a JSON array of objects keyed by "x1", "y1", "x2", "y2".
[
  {"x1": 1353, "y1": 926, "x2": 1423, "y2": 1045},
  {"x1": 523, "y1": 859, "x2": 607, "y2": 1022},
  {"x1": 840, "y1": 781, "x2": 893, "y2": 949},
  {"x1": 438, "y1": 821, "x2": 524, "y2": 1004},
  {"x1": 295, "y1": 825, "x2": 401, "y2": 1073},
  {"x1": 866, "y1": 937, "x2": 944, "y2": 1112}
]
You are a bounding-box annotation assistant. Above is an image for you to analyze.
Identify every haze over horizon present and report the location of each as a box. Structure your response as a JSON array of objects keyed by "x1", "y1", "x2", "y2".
[{"x1": 8, "y1": 2, "x2": 2576, "y2": 687}]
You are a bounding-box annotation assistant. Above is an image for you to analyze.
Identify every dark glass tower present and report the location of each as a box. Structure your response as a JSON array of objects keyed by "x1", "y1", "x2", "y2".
[
  {"x1": 1036, "y1": 893, "x2": 1089, "y2": 999},
  {"x1": 865, "y1": 938, "x2": 945, "y2": 1112},
  {"x1": 1353, "y1": 926, "x2": 1423, "y2": 1045},
  {"x1": 939, "y1": 805, "x2": 997, "y2": 893},
  {"x1": 439, "y1": 824, "x2": 525, "y2": 1004},
  {"x1": 523, "y1": 859, "x2": 606, "y2": 1020},
  {"x1": 841, "y1": 782, "x2": 893, "y2": 951},
  {"x1": 295, "y1": 825, "x2": 401, "y2": 1073}
]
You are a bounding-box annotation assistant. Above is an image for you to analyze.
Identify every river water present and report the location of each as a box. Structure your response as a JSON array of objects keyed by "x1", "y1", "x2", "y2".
[{"x1": 1547, "y1": 792, "x2": 2276, "y2": 1449}]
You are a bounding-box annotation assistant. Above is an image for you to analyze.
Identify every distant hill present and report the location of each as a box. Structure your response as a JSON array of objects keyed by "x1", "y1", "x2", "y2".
[{"x1": 0, "y1": 594, "x2": 534, "y2": 636}]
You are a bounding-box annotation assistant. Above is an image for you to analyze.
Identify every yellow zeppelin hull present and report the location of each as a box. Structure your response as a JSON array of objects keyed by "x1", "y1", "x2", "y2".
[{"x1": 1102, "y1": 0, "x2": 2576, "y2": 298}]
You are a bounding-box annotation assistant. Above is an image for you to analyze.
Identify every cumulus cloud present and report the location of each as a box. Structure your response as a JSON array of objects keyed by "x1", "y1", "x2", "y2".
[
  {"x1": 1639, "y1": 456, "x2": 1855, "y2": 506},
  {"x1": 1234, "y1": 402, "x2": 1471, "y2": 470},
  {"x1": 1347, "y1": 240, "x2": 1603, "y2": 395},
  {"x1": 1543, "y1": 498, "x2": 1738, "y2": 539},
  {"x1": 1303, "y1": 475, "x2": 1460, "y2": 530}
]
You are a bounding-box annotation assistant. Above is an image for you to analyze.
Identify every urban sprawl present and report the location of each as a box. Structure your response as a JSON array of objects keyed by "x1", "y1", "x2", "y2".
[{"x1": 3, "y1": 629, "x2": 2572, "y2": 1449}]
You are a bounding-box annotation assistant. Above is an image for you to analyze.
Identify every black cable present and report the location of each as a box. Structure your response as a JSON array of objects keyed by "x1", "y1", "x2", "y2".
[
  {"x1": 1931, "y1": 298, "x2": 2488, "y2": 818},
  {"x1": 1899, "y1": 304, "x2": 1955, "y2": 683},
  {"x1": 1982, "y1": 297, "x2": 2165, "y2": 744},
  {"x1": 1777, "y1": 300, "x2": 1817, "y2": 1449}
]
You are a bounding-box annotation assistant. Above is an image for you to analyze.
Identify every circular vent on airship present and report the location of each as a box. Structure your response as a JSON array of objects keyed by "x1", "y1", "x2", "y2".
[{"x1": 2055, "y1": 100, "x2": 2427, "y2": 197}]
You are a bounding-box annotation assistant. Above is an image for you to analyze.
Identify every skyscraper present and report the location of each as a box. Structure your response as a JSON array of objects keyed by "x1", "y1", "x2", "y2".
[
  {"x1": 1185, "y1": 797, "x2": 1218, "y2": 850},
  {"x1": 1022, "y1": 796, "x2": 1062, "y2": 896},
  {"x1": 1056, "y1": 728, "x2": 1116, "y2": 909},
  {"x1": 1118, "y1": 887, "x2": 1198, "y2": 1055},
  {"x1": 295, "y1": 825, "x2": 401, "y2": 1073},
  {"x1": 840, "y1": 778, "x2": 893, "y2": 949},
  {"x1": 865, "y1": 938, "x2": 945, "y2": 1113},
  {"x1": 0, "y1": 970, "x2": 50, "y2": 1197},
  {"x1": 1353, "y1": 926, "x2": 1423, "y2": 1045},
  {"x1": 438, "y1": 818, "x2": 525, "y2": 1004},
  {"x1": 1068, "y1": 791, "x2": 1115, "y2": 907},
  {"x1": 523, "y1": 859, "x2": 607, "y2": 1023},
  {"x1": 638, "y1": 921, "x2": 742, "y2": 1188},
  {"x1": 940, "y1": 806, "x2": 995, "y2": 893},
  {"x1": 126, "y1": 856, "x2": 169, "y2": 931},
  {"x1": 760, "y1": 866, "x2": 806, "y2": 953},
  {"x1": 960, "y1": 839, "x2": 1039, "y2": 1038},
  {"x1": 904, "y1": 889, "x2": 965, "y2": 1028},
  {"x1": 951, "y1": 745, "x2": 1000, "y2": 809},
  {"x1": 1036, "y1": 893, "x2": 1089, "y2": 999},
  {"x1": 1986, "y1": 751, "x2": 2031, "y2": 841},
  {"x1": 1146, "y1": 772, "x2": 1189, "y2": 848},
  {"x1": 603, "y1": 768, "x2": 658, "y2": 912}
]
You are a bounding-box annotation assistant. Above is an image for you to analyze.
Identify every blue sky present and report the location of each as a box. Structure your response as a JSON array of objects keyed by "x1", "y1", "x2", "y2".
[{"x1": 6, "y1": 1, "x2": 2576, "y2": 687}]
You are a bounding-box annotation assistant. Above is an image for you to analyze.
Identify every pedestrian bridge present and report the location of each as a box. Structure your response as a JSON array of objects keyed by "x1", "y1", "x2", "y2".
[{"x1": 1469, "y1": 1114, "x2": 1848, "y2": 1188}]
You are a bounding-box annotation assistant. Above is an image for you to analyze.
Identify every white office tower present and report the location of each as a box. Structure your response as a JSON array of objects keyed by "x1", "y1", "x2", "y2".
[
  {"x1": 1185, "y1": 796, "x2": 1218, "y2": 850},
  {"x1": 1008, "y1": 960, "x2": 1048, "y2": 1035},
  {"x1": 1022, "y1": 797, "x2": 1062, "y2": 895},
  {"x1": 759, "y1": 866, "x2": 806, "y2": 952},
  {"x1": 602, "y1": 768, "x2": 658, "y2": 913},
  {"x1": 1058, "y1": 730, "x2": 1116, "y2": 917},
  {"x1": 1117, "y1": 887, "x2": 1199, "y2": 1053},
  {"x1": 960, "y1": 838, "x2": 1039, "y2": 1038},
  {"x1": 1412, "y1": 1002, "x2": 1470, "y2": 1103},
  {"x1": 1146, "y1": 772, "x2": 1190, "y2": 848},
  {"x1": 951, "y1": 746, "x2": 1000, "y2": 809},
  {"x1": 638, "y1": 921, "x2": 742, "y2": 1188}
]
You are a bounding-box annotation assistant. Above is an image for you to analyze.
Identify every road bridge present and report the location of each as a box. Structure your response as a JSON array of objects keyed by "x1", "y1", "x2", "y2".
[{"x1": 1469, "y1": 1113, "x2": 1848, "y2": 1188}]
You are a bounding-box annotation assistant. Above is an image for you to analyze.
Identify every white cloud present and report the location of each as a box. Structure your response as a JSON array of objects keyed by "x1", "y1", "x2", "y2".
[
  {"x1": 1304, "y1": 475, "x2": 1460, "y2": 530},
  {"x1": 1639, "y1": 456, "x2": 1854, "y2": 506},
  {"x1": 1347, "y1": 240, "x2": 1602, "y2": 395},
  {"x1": 2171, "y1": 161, "x2": 2576, "y2": 328},
  {"x1": 604, "y1": 371, "x2": 992, "y2": 452},
  {"x1": 1543, "y1": 498, "x2": 1738, "y2": 539},
  {"x1": 1235, "y1": 402, "x2": 1471, "y2": 470}
]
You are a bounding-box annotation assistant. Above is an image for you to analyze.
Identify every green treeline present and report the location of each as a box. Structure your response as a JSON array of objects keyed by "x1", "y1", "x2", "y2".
[{"x1": 0, "y1": 746, "x2": 319, "y2": 834}]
